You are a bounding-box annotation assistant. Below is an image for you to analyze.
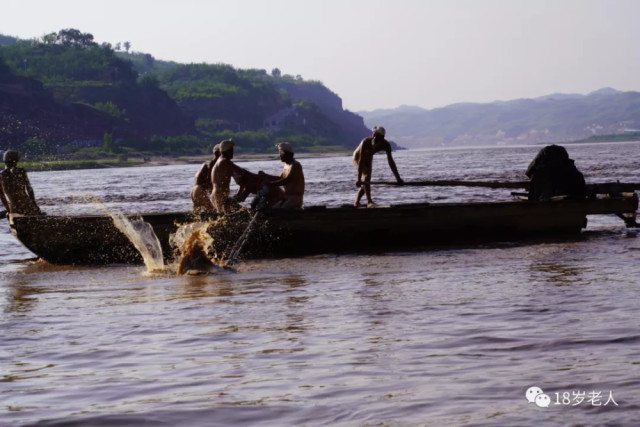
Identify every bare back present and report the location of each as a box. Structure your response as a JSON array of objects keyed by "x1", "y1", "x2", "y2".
[
  {"x1": 194, "y1": 160, "x2": 214, "y2": 191},
  {"x1": 211, "y1": 157, "x2": 234, "y2": 212},
  {"x1": 0, "y1": 167, "x2": 40, "y2": 215},
  {"x1": 281, "y1": 160, "x2": 305, "y2": 197}
]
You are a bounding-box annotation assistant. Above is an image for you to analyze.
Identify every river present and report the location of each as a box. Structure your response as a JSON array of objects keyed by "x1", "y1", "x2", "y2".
[{"x1": 1, "y1": 142, "x2": 639, "y2": 426}]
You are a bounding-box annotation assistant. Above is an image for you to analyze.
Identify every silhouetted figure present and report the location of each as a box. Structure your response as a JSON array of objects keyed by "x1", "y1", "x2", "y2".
[
  {"x1": 0, "y1": 150, "x2": 43, "y2": 215},
  {"x1": 526, "y1": 145, "x2": 586, "y2": 201},
  {"x1": 353, "y1": 126, "x2": 403, "y2": 207},
  {"x1": 258, "y1": 142, "x2": 305, "y2": 209}
]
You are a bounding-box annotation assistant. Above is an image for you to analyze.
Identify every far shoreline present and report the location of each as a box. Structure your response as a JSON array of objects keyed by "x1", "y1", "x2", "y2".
[
  {"x1": 22, "y1": 150, "x2": 353, "y2": 172},
  {"x1": 20, "y1": 138, "x2": 640, "y2": 172}
]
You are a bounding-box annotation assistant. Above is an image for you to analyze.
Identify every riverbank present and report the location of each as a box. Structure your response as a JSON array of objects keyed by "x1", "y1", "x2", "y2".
[{"x1": 22, "y1": 150, "x2": 352, "y2": 172}]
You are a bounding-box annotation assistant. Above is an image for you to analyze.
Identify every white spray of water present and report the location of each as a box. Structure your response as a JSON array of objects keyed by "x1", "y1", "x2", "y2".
[
  {"x1": 108, "y1": 211, "x2": 166, "y2": 273},
  {"x1": 61, "y1": 197, "x2": 167, "y2": 273}
]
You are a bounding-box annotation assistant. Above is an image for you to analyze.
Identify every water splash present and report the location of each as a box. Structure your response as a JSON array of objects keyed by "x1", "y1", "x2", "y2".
[
  {"x1": 170, "y1": 221, "x2": 220, "y2": 275},
  {"x1": 108, "y1": 211, "x2": 166, "y2": 272},
  {"x1": 85, "y1": 198, "x2": 166, "y2": 272},
  {"x1": 170, "y1": 221, "x2": 242, "y2": 275}
]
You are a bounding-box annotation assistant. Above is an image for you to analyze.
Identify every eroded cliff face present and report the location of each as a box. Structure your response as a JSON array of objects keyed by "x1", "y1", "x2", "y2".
[
  {"x1": 1, "y1": 67, "x2": 112, "y2": 147},
  {"x1": 1, "y1": 65, "x2": 194, "y2": 150},
  {"x1": 275, "y1": 81, "x2": 371, "y2": 148},
  {"x1": 174, "y1": 77, "x2": 373, "y2": 148}
]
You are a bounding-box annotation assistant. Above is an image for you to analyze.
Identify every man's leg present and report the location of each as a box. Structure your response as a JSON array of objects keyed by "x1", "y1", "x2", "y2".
[
  {"x1": 354, "y1": 187, "x2": 365, "y2": 207},
  {"x1": 364, "y1": 178, "x2": 374, "y2": 206}
]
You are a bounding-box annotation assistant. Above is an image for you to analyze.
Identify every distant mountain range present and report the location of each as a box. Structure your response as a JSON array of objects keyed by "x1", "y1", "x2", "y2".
[
  {"x1": 3, "y1": 31, "x2": 639, "y2": 155},
  {"x1": 359, "y1": 88, "x2": 640, "y2": 148}
]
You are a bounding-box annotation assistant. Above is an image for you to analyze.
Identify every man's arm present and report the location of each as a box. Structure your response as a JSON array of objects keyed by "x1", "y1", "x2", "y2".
[
  {"x1": 231, "y1": 166, "x2": 262, "y2": 202},
  {"x1": 269, "y1": 163, "x2": 301, "y2": 187},
  {"x1": 0, "y1": 185, "x2": 10, "y2": 213},
  {"x1": 385, "y1": 145, "x2": 403, "y2": 184},
  {"x1": 25, "y1": 178, "x2": 38, "y2": 204},
  {"x1": 258, "y1": 170, "x2": 282, "y2": 182},
  {"x1": 230, "y1": 163, "x2": 250, "y2": 184}
]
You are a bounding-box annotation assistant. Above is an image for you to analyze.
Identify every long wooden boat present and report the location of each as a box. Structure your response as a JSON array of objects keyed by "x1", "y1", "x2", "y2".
[{"x1": 7, "y1": 191, "x2": 638, "y2": 265}]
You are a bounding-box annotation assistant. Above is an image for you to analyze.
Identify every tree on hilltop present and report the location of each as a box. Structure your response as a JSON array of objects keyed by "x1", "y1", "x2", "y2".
[{"x1": 40, "y1": 29, "x2": 97, "y2": 47}]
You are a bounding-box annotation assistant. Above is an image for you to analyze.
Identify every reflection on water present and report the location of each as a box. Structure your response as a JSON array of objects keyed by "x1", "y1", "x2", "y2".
[
  {"x1": 4, "y1": 278, "x2": 45, "y2": 314},
  {"x1": 174, "y1": 276, "x2": 235, "y2": 301},
  {"x1": 281, "y1": 275, "x2": 309, "y2": 335},
  {"x1": 1, "y1": 142, "x2": 640, "y2": 426},
  {"x1": 530, "y1": 261, "x2": 586, "y2": 286}
]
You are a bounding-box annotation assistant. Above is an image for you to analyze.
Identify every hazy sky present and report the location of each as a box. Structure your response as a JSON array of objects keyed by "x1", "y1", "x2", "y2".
[{"x1": 3, "y1": 0, "x2": 640, "y2": 111}]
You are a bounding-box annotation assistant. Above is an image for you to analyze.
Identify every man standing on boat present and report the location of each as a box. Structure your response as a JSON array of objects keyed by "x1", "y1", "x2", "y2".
[
  {"x1": 353, "y1": 126, "x2": 403, "y2": 207},
  {"x1": 0, "y1": 150, "x2": 43, "y2": 216},
  {"x1": 210, "y1": 139, "x2": 256, "y2": 212},
  {"x1": 190, "y1": 143, "x2": 220, "y2": 213},
  {"x1": 259, "y1": 142, "x2": 305, "y2": 209}
]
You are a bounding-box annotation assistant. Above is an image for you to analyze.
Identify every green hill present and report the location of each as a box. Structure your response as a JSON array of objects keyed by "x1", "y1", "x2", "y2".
[{"x1": 0, "y1": 29, "x2": 371, "y2": 159}]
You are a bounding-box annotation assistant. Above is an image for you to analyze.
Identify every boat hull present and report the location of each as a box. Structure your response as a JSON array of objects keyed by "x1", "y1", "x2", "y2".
[{"x1": 8, "y1": 195, "x2": 638, "y2": 265}]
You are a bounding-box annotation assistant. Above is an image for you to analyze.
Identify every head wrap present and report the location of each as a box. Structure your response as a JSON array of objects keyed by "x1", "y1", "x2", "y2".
[
  {"x1": 276, "y1": 142, "x2": 294, "y2": 154},
  {"x1": 3, "y1": 150, "x2": 20, "y2": 163},
  {"x1": 219, "y1": 139, "x2": 234, "y2": 152},
  {"x1": 373, "y1": 126, "x2": 386, "y2": 137}
]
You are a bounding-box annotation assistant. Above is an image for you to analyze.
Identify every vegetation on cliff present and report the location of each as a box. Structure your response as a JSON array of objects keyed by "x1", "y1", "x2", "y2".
[{"x1": 0, "y1": 29, "x2": 370, "y2": 160}]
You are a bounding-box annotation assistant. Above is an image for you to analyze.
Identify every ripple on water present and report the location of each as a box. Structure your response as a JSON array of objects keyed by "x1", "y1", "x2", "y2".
[{"x1": 2, "y1": 143, "x2": 640, "y2": 425}]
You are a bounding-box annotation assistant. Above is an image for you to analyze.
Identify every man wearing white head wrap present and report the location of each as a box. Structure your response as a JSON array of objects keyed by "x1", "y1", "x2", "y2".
[
  {"x1": 0, "y1": 150, "x2": 43, "y2": 215},
  {"x1": 209, "y1": 139, "x2": 263, "y2": 212},
  {"x1": 190, "y1": 143, "x2": 220, "y2": 213},
  {"x1": 258, "y1": 142, "x2": 305, "y2": 209},
  {"x1": 211, "y1": 139, "x2": 240, "y2": 212},
  {"x1": 219, "y1": 139, "x2": 234, "y2": 152},
  {"x1": 276, "y1": 142, "x2": 294, "y2": 154},
  {"x1": 352, "y1": 125, "x2": 403, "y2": 207}
]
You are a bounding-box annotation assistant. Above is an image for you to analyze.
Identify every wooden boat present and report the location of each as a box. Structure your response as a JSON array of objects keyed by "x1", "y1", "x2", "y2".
[{"x1": 7, "y1": 187, "x2": 638, "y2": 265}]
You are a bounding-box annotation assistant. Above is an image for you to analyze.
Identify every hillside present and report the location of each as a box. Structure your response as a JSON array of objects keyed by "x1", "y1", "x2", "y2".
[
  {"x1": 0, "y1": 29, "x2": 371, "y2": 158},
  {"x1": 359, "y1": 89, "x2": 640, "y2": 148},
  {"x1": 0, "y1": 58, "x2": 125, "y2": 150}
]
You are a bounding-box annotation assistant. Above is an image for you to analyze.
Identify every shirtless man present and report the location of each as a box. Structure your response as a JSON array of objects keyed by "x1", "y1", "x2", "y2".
[
  {"x1": 210, "y1": 139, "x2": 253, "y2": 213},
  {"x1": 259, "y1": 142, "x2": 305, "y2": 209},
  {"x1": 0, "y1": 150, "x2": 43, "y2": 216},
  {"x1": 190, "y1": 143, "x2": 220, "y2": 213},
  {"x1": 353, "y1": 126, "x2": 403, "y2": 207}
]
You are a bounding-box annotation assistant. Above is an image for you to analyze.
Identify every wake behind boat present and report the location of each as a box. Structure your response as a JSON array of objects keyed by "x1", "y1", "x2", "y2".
[{"x1": 7, "y1": 184, "x2": 639, "y2": 266}]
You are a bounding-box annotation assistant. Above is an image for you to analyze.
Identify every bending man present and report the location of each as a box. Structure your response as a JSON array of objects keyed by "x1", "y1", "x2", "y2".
[{"x1": 353, "y1": 125, "x2": 403, "y2": 207}]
